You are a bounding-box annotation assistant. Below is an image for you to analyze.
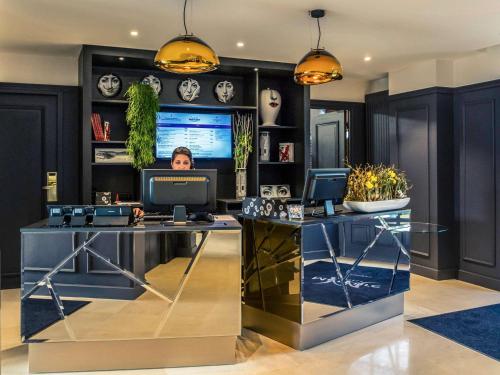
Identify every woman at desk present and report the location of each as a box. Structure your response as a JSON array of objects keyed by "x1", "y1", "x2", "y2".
[{"x1": 133, "y1": 146, "x2": 194, "y2": 218}]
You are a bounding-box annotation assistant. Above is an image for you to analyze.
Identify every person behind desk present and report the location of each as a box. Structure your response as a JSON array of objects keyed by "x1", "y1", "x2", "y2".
[{"x1": 134, "y1": 146, "x2": 197, "y2": 259}]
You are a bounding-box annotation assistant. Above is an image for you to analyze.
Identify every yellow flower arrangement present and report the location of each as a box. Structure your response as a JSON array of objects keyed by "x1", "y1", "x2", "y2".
[{"x1": 345, "y1": 163, "x2": 411, "y2": 202}]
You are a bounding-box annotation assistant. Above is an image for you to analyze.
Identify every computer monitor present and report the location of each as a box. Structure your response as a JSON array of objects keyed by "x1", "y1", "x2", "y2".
[
  {"x1": 141, "y1": 169, "x2": 217, "y2": 215},
  {"x1": 302, "y1": 168, "x2": 350, "y2": 216}
]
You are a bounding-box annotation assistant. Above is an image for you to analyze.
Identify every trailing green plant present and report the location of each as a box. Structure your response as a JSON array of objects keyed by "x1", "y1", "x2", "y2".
[
  {"x1": 125, "y1": 82, "x2": 159, "y2": 170},
  {"x1": 233, "y1": 112, "x2": 253, "y2": 170}
]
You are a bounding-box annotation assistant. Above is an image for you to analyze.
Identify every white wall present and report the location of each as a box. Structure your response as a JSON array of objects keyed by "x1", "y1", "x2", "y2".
[
  {"x1": 310, "y1": 77, "x2": 368, "y2": 103},
  {"x1": 0, "y1": 51, "x2": 78, "y2": 86},
  {"x1": 454, "y1": 45, "x2": 500, "y2": 87},
  {"x1": 366, "y1": 76, "x2": 388, "y2": 94}
]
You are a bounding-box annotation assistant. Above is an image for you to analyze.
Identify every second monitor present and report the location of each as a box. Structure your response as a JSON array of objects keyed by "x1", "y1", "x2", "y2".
[{"x1": 141, "y1": 169, "x2": 217, "y2": 215}]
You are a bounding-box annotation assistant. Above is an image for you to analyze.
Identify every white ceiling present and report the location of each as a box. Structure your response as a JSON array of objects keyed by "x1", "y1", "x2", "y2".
[{"x1": 1, "y1": 0, "x2": 500, "y2": 79}]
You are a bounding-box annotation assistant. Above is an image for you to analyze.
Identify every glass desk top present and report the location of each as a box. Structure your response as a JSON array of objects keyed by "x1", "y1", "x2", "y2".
[{"x1": 378, "y1": 221, "x2": 448, "y2": 234}]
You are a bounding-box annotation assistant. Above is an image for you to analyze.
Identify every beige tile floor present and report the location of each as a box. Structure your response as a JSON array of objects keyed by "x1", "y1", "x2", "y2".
[{"x1": 2, "y1": 274, "x2": 500, "y2": 374}]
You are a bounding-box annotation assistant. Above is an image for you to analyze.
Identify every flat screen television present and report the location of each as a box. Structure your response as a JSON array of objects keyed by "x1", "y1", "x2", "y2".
[{"x1": 156, "y1": 111, "x2": 232, "y2": 159}]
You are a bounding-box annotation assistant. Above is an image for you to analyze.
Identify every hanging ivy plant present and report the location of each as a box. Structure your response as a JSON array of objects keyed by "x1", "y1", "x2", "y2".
[{"x1": 124, "y1": 82, "x2": 159, "y2": 170}]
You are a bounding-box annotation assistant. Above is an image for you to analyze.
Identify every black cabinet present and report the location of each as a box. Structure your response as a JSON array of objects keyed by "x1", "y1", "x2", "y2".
[{"x1": 455, "y1": 81, "x2": 500, "y2": 290}]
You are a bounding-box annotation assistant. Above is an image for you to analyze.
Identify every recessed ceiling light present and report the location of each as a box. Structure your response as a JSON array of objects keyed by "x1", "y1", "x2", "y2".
[
  {"x1": 236, "y1": 41, "x2": 245, "y2": 48},
  {"x1": 364, "y1": 56, "x2": 372, "y2": 62},
  {"x1": 130, "y1": 30, "x2": 139, "y2": 37},
  {"x1": 118, "y1": 57, "x2": 125, "y2": 61}
]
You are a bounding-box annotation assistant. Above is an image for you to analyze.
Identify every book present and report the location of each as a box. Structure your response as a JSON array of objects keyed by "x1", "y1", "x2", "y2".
[{"x1": 91, "y1": 113, "x2": 105, "y2": 141}]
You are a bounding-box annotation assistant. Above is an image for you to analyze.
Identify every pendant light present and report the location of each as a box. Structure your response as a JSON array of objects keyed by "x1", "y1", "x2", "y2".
[
  {"x1": 154, "y1": 0, "x2": 219, "y2": 74},
  {"x1": 294, "y1": 9, "x2": 343, "y2": 85}
]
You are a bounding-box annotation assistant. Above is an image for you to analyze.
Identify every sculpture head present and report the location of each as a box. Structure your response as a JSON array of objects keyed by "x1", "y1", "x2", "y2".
[
  {"x1": 215, "y1": 80, "x2": 235, "y2": 103},
  {"x1": 97, "y1": 74, "x2": 121, "y2": 97},
  {"x1": 178, "y1": 78, "x2": 200, "y2": 102}
]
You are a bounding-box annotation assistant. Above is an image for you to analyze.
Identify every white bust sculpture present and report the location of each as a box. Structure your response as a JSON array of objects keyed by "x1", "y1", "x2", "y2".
[
  {"x1": 215, "y1": 80, "x2": 235, "y2": 103},
  {"x1": 97, "y1": 74, "x2": 121, "y2": 98},
  {"x1": 260, "y1": 88, "x2": 281, "y2": 126},
  {"x1": 178, "y1": 78, "x2": 200, "y2": 102},
  {"x1": 141, "y1": 75, "x2": 162, "y2": 96}
]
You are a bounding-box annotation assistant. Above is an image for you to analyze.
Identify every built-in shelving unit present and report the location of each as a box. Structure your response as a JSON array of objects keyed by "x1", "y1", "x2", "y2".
[{"x1": 79, "y1": 45, "x2": 310, "y2": 204}]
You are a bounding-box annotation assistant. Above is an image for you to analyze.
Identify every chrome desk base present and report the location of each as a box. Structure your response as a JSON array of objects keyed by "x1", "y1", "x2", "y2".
[{"x1": 243, "y1": 293, "x2": 404, "y2": 350}]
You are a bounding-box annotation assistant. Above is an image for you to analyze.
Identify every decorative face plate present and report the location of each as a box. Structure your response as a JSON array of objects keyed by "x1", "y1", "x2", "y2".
[
  {"x1": 178, "y1": 78, "x2": 200, "y2": 102},
  {"x1": 141, "y1": 75, "x2": 162, "y2": 95},
  {"x1": 97, "y1": 74, "x2": 121, "y2": 98},
  {"x1": 214, "y1": 80, "x2": 235, "y2": 103}
]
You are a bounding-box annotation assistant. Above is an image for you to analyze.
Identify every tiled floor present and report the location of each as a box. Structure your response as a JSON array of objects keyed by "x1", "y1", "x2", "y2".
[{"x1": 2, "y1": 274, "x2": 500, "y2": 374}]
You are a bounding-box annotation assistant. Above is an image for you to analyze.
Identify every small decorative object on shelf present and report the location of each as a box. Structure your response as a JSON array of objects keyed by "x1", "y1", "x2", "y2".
[
  {"x1": 97, "y1": 73, "x2": 122, "y2": 98},
  {"x1": 103, "y1": 121, "x2": 111, "y2": 141},
  {"x1": 233, "y1": 112, "x2": 253, "y2": 199},
  {"x1": 141, "y1": 75, "x2": 163, "y2": 96},
  {"x1": 214, "y1": 80, "x2": 235, "y2": 103},
  {"x1": 94, "y1": 148, "x2": 132, "y2": 164},
  {"x1": 242, "y1": 197, "x2": 288, "y2": 219},
  {"x1": 279, "y1": 143, "x2": 294, "y2": 162},
  {"x1": 125, "y1": 83, "x2": 159, "y2": 169},
  {"x1": 260, "y1": 184, "x2": 291, "y2": 198},
  {"x1": 259, "y1": 131, "x2": 270, "y2": 161},
  {"x1": 178, "y1": 78, "x2": 200, "y2": 102},
  {"x1": 343, "y1": 164, "x2": 411, "y2": 213},
  {"x1": 95, "y1": 192, "x2": 112, "y2": 205},
  {"x1": 91, "y1": 113, "x2": 105, "y2": 141},
  {"x1": 260, "y1": 88, "x2": 281, "y2": 126},
  {"x1": 287, "y1": 204, "x2": 304, "y2": 220}
]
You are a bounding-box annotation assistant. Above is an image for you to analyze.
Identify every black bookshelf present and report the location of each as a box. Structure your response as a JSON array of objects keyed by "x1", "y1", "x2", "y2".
[{"x1": 79, "y1": 45, "x2": 310, "y2": 204}]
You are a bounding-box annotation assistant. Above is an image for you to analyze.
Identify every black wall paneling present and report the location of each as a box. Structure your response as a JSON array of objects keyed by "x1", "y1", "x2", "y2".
[
  {"x1": 80, "y1": 45, "x2": 310, "y2": 204},
  {"x1": 365, "y1": 90, "x2": 390, "y2": 164},
  {"x1": 389, "y1": 88, "x2": 455, "y2": 280},
  {"x1": 455, "y1": 80, "x2": 500, "y2": 290},
  {"x1": 310, "y1": 100, "x2": 366, "y2": 166},
  {"x1": 0, "y1": 83, "x2": 80, "y2": 288}
]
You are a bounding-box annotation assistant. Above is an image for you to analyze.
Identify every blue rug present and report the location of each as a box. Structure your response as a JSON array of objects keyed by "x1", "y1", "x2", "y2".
[
  {"x1": 303, "y1": 261, "x2": 409, "y2": 308},
  {"x1": 21, "y1": 298, "x2": 90, "y2": 340},
  {"x1": 409, "y1": 304, "x2": 500, "y2": 361}
]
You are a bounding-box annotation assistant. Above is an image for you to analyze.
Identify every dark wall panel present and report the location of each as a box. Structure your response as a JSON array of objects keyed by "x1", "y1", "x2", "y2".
[{"x1": 365, "y1": 91, "x2": 390, "y2": 165}]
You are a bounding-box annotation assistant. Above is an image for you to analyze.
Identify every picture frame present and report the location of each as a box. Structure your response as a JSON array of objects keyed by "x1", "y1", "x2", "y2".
[
  {"x1": 94, "y1": 148, "x2": 132, "y2": 164},
  {"x1": 287, "y1": 204, "x2": 304, "y2": 220}
]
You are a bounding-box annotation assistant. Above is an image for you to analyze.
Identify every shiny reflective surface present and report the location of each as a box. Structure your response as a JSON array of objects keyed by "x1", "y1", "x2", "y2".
[
  {"x1": 20, "y1": 229, "x2": 241, "y2": 343},
  {"x1": 243, "y1": 212, "x2": 411, "y2": 325},
  {"x1": 294, "y1": 48, "x2": 343, "y2": 85},
  {"x1": 154, "y1": 35, "x2": 220, "y2": 74}
]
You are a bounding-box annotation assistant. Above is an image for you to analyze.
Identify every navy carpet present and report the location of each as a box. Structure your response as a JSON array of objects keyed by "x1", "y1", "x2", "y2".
[
  {"x1": 303, "y1": 261, "x2": 409, "y2": 308},
  {"x1": 21, "y1": 298, "x2": 90, "y2": 340},
  {"x1": 409, "y1": 304, "x2": 500, "y2": 361}
]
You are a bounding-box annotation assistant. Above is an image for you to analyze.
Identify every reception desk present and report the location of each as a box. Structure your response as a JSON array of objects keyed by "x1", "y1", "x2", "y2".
[
  {"x1": 242, "y1": 209, "x2": 411, "y2": 349},
  {"x1": 20, "y1": 218, "x2": 241, "y2": 373}
]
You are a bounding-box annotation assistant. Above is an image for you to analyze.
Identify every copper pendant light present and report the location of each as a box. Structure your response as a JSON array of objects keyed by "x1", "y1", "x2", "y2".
[
  {"x1": 154, "y1": 0, "x2": 219, "y2": 74},
  {"x1": 294, "y1": 9, "x2": 343, "y2": 85}
]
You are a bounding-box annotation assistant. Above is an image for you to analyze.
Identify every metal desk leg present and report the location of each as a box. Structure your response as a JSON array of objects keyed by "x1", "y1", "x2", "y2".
[
  {"x1": 319, "y1": 223, "x2": 352, "y2": 309},
  {"x1": 389, "y1": 249, "x2": 402, "y2": 294}
]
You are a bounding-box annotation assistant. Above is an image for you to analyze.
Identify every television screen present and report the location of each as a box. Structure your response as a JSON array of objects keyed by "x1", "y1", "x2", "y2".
[{"x1": 156, "y1": 112, "x2": 232, "y2": 159}]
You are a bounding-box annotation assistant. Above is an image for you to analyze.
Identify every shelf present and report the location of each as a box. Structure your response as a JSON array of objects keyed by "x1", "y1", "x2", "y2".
[
  {"x1": 92, "y1": 99, "x2": 256, "y2": 111},
  {"x1": 258, "y1": 161, "x2": 296, "y2": 165},
  {"x1": 92, "y1": 141, "x2": 126, "y2": 144},
  {"x1": 258, "y1": 125, "x2": 297, "y2": 130},
  {"x1": 92, "y1": 162, "x2": 132, "y2": 166}
]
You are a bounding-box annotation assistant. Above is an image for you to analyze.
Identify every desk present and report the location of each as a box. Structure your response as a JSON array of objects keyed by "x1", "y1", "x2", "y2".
[
  {"x1": 242, "y1": 209, "x2": 411, "y2": 350},
  {"x1": 20, "y1": 219, "x2": 241, "y2": 373}
]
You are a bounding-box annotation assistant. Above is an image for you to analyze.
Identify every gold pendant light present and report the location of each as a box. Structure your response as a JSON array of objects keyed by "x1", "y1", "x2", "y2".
[
  {"x1": 155, "y1": 0, "x2": 219, "y2": 74},
  {"x1": 294, "y1": 9, "x2": 343, "y2": 85}
]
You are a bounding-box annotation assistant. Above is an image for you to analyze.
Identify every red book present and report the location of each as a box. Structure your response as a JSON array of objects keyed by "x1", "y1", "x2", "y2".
[{"x1": 91, "y1": 113, "x2": 105, "y2": 141}]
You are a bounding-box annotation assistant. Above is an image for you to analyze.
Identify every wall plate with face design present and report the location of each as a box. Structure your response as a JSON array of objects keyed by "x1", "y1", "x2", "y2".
[
  {"x1": 97, "y1": 73, "x2": 122, "y2": 98},
  {"x1": 141, "y1": 74, "x2": 162, "y2": 96},
  {"x1": 259, "y1": 184, "x2": 291, "y2": 199},
  {"x1": 178, "y1": 78, "x2": 200, "y2": 102},
  {"x1": 214, "y1": 80, "x2": 235, "y2": 103}
]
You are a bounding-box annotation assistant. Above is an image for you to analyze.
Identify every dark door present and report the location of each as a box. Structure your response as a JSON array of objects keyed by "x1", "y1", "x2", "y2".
[
  {"x1": 0, "y1": 84, "x2": 79, "y2": 288},
  {"x1": 311, "y1": 111, "x2": 345, "y2": 168}
]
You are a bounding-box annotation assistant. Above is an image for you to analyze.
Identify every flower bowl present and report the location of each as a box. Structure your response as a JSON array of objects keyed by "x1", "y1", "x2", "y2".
[{"x1": 343, "y1": 197, "x2": 410, "y2": 213}]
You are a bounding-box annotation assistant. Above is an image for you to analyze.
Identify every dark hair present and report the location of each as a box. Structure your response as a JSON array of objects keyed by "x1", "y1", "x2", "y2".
[{"x1": 171, "y1": 146, "x2": 194, "y2": 169}]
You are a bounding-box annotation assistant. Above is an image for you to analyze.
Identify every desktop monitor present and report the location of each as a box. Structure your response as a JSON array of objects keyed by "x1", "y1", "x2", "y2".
[
  {"x1": 302, "y1": 168, "x2": 350, "y2": 216},
  {"x1": 141, "y1": 169, "x2": 217, "y2": 214}
]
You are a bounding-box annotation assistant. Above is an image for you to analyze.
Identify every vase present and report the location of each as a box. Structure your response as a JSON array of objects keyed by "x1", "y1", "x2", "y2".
[
  {"x1": 343, "y1": 198, "x2": 410, "y2": 213},
  {"x1": 260, "y1": 131, "x2": 270, "y2": 161},
  {"x1": 236, "y1": 168, "x2": 247, "y2": 199},
  {"x1": 259, "y1": 88, "x2": 281, "y2": 126}
]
